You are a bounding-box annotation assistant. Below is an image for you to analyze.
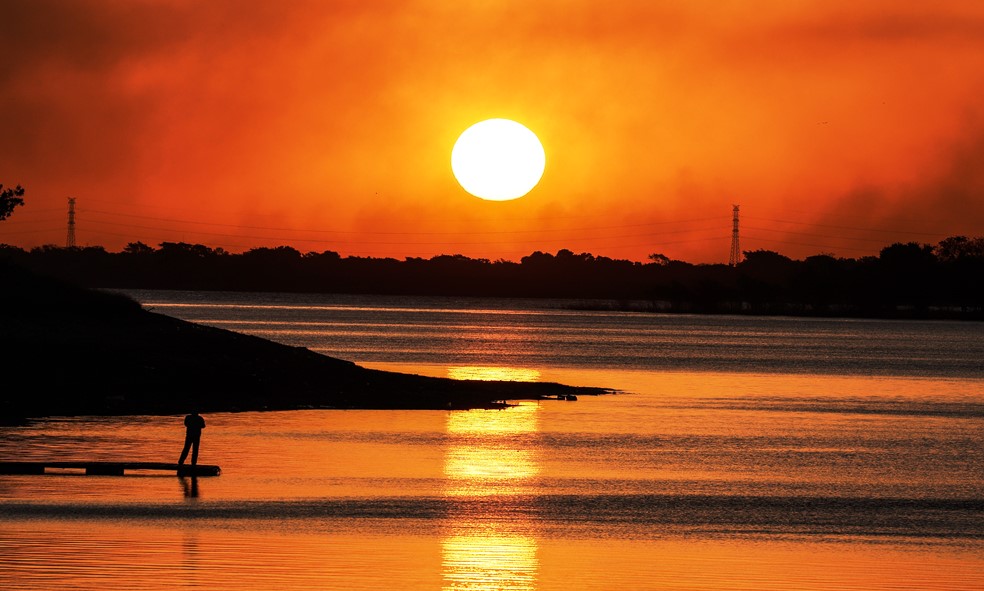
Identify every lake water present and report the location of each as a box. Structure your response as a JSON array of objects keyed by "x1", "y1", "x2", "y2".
[{"x1": 2, "y1": 291, "x2": 982, "y2": 590}]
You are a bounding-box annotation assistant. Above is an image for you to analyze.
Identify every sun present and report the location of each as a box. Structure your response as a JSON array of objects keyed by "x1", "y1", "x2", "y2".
[{"x1": 451, "y1": 119, "x2": 546, "y2": 201}]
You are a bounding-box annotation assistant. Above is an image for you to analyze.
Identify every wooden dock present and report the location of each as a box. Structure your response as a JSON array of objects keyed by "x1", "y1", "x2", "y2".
[{"x1": 0, "y1": 461, "x2": 220, "y2": 476}]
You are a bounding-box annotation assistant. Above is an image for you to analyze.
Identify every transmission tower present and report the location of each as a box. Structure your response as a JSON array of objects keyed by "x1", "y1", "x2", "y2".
[
  {"x1": 66, "y1": 197, "x2": 76, "y2": 248},
  {"x1": 728, "y1": 204, "x2": 741, "y2": 266}
]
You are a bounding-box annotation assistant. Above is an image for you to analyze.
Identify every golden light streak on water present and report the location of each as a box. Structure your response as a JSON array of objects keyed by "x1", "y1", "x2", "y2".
[
  {"x1": 443, "y1": 446, "x2": 539, "y2": 483},
  {"x1": 443, "y1": 404, "x2": 541, "y2": 494},
  {"x1": 446, "y1": 366, "x2": 542, "y2": 382},
  {"x1": 442, "y1": 404, "x2": 541, "y2": 589},
  {"x1": 445, "y1": 402, "x2": 540, "y2": 436},
  {"x1": 442, "y1": 526, "x2": 538, "y2": 591}
]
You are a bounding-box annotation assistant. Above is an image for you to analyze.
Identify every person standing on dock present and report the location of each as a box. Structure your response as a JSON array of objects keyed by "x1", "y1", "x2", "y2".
[{"x1": 178, "y1": 411, "x2": 206, "y2": 466}]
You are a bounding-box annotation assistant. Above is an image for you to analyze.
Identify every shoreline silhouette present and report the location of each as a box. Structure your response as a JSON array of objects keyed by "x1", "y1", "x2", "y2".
[
  {"x1": 0, "y1": 262, "x2": 610, "y2": 421},
  {"x1": 1, "y1": 237, "x2": 981, "y2": 320}
]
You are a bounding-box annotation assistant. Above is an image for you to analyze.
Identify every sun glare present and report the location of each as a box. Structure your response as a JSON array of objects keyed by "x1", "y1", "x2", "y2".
[{"x1": 451, "y1": 119, "x2": 546, "y2": 201}]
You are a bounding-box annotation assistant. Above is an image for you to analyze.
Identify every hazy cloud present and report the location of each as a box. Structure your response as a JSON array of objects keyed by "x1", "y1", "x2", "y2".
[{"x1": 2, "y1": 1, "x2": 982, "y2": 261}]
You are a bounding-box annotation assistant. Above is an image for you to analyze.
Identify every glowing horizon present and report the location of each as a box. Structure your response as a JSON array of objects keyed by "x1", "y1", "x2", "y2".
[{"x1": 1, "y1": 1, "x2": 983, "y2": 264}]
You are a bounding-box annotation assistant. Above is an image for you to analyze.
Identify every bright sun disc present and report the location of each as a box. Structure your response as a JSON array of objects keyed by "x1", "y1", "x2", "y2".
[{"x1": 451, "y1": 119, "x2": 545, "y2": 201}]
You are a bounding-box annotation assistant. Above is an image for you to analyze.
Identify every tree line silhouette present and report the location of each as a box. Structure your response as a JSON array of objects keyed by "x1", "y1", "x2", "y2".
[{"x1": 1, "y1": 236, "x2": 982, "y2": 319}]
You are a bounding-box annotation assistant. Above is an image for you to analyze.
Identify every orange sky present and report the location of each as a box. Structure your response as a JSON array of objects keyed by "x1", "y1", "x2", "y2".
[{"x1": 1, "y1": 0, "x2": 983, "y2": 263}]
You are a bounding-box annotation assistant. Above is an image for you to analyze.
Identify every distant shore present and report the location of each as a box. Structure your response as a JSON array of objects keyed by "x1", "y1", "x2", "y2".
[
  {"x1": 557, "y1": 298, "x2": 984, "y2": 320},
  {"x1": 2, "y1": 240, "x2": 982, "y2": 321},
  {"x1": 0, "y1": 263, "x2": 612, "y2": 420}
]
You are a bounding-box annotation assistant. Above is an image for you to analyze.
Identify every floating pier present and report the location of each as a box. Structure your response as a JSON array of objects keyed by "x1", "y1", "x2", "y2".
[{"x1": 0, "y1": 461, "x2": 220, "y2": 476}]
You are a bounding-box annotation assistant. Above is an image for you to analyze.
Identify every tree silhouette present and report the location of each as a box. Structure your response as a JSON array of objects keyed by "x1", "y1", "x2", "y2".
[
  {"x1": 123, "y1": 241, "x2": 155, "y2": 255},
  {"x1": 648, "y1": 253, "x2": 670, "y2": 266},
  {"x1": 935, "y1": 236, "x2": 984, "y2": 262},
  {"x1": 0, "y1": 184, "x2": 25, "y2": 221},
  {"x1": 877, "y1": 242, "x2": 938, "y2": 311},
  {"x1": 3, "y1": 237, "x2": 982, "y2": 319}
]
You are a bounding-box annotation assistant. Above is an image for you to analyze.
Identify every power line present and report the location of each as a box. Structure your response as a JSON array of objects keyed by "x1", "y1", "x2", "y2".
[
  {"x1": 80, "y1": 208, "x2": 728, "y2": 237},
  {"x1": 78, "y1": 227, "x2": 727, "y2": 258},
  {"x1": 742, "y1": 225, "x2": 894, "y2": 244},
  {"x1": 742, "y1": 234, "x2": 874, "y2": 254},
  {"x1": 79, "y1": 195, "x2": 717, "y2": 227},
  {"x1": 0, "y1": 215, "x2": 66, "y2": 224},
  {"x1": 0, "y1": 226, "x2": 64, "y2": 236},
  {"x1": 19, "y1": 207, "x2": 66, "y2": 214},
  {"x1": 7, "y1": 197, "x2": 971, "y2": 261},
  {"x1": 743, "y1": 215, "x2": 947, "y2": 237},
  {"x1": 80, "y1": 217, "x2": 726, "y2": 247}
]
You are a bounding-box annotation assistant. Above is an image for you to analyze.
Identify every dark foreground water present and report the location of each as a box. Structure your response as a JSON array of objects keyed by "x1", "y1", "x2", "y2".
[{"x1": 1, "y1": 291, "x2": 981, "y2": 590}]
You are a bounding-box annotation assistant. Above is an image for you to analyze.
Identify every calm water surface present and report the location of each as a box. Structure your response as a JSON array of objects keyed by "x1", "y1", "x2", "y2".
[{"x1": 1, "y1": 291, "x2": 982, "y2": 590}]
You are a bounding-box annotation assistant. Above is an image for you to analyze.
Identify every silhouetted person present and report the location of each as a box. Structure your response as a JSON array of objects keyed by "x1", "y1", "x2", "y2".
[{"x1": 178, "y1": 411, "x2": 206, "y2": 466}]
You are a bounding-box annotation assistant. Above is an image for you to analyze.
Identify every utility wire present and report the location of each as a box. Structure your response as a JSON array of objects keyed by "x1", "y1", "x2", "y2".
[
  {"x1": 743, "y1": 215, "x2": 947, "y2": 237},
  {"x1": 81, "y1": 208, "x2": 728, "y2": 237},
  {"x1": 81, "y1": 218, "x2": 727, "y2": 247},
  {"x1": 742, "y1": 234, "x2": 874, "y2": 254},
  {"x1": 742, "y1": 225, "x2": 897, "y2": 244},
  {"x1": 79, "y1": 228, "x2": 727, "y2": 257}
]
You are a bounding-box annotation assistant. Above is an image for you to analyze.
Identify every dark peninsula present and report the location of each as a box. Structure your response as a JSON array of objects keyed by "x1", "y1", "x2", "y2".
[{"x1": 1, "y1": 263, "x2": 610, "y2": 420}]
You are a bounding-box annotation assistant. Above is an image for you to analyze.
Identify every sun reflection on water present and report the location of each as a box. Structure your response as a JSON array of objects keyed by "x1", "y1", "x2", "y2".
[
  {"x1": 446, "y1": 366, "x2": 541, "y2": 382},
  {"x1": 444, "y1": 403, "x2": 541, "y2": 495},
  {"x1": 445, "y1": 402, "x2": 540, "y2": 436},
  {"x1": 442, "y1": 404, "x2": 541, "y2": 590},
  {"x1": 442, "y1": 526, "x2": 538, "y2": 591}
]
